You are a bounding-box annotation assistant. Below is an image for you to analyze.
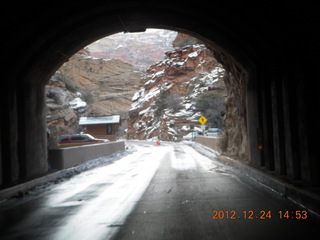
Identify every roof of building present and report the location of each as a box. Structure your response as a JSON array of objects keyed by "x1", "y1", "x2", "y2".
[{"x1": 79, "y1": 115, "x2": 121, "y2": 125}]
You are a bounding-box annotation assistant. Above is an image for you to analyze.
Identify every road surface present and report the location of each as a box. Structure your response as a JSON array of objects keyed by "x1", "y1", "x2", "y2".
[{"x1": 0, "y1": 141, "x2": 317, "y2": 239}]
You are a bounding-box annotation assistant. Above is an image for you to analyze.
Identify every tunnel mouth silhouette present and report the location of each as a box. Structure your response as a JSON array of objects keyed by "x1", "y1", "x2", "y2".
[
  {"x1": 1, "y1": 3, "x2": 319, "y2": 196},
  {"x1": 2, "y1": 8, "x2": 250, "y2": 185}
]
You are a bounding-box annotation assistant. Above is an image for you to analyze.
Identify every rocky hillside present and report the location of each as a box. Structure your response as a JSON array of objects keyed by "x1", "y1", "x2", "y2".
[
  {"x1": 88, "y1": 29, "x2": 177, "y2": 70},
  {"x1": 46, "y1": 49, "x2": 142, "y2": 146},
  {"x1": 58, "y1": 49, "x2": 142, "y2": 117},
  {"x1": 127, "y1": 44, "x2": 226, "y2": 141},
  {"x1": 46, "y1": 73, "x2": 90, "y2": 148}
]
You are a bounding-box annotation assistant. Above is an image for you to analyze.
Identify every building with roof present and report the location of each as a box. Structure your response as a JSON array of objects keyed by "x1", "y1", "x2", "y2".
[{"x1": 79, "y1": 115, "x2": 121, "y2": 141}]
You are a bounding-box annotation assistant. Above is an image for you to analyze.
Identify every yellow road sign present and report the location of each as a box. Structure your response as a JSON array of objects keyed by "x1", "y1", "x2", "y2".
[{"x1": 198, "y1": 116, "x2": 208, "y2": 125}]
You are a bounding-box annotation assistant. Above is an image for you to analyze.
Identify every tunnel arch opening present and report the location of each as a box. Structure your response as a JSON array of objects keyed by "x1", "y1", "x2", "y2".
[
  {"x1": 1, "y1": 3, "x2": 319, "y2": 193},
  {"x1": 47, "y1": 28, "x2": 248, "y2": 161}
]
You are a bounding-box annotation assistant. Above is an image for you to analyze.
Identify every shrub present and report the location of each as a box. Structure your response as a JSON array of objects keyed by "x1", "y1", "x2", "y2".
[
  {"x1": 153, "y1": 90, "x2": 169, "y2": 117},
  {"x1": 165, "y1": 93, "x2": 181, "y2": 111},
  {"x1": 55, "y1": 71, "x2": 78, "y2": 93},
  {"x1": 128, "y1": 109, "x2": 139, "y2": 119},
  {"x1": 80, "y1": 89, "x2": 94, "y2": 104},
  {"x1": 195, "y1": 92, "x2": 225, "y2": 128}
]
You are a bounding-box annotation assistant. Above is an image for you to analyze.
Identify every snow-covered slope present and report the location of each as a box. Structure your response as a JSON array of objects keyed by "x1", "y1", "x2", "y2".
[
  {"x1": 87, "y1": 29, "x2": 178, "y2": 70},
  {"x1": 127, "y1": 45, "x2": 226, "y2": 141}
]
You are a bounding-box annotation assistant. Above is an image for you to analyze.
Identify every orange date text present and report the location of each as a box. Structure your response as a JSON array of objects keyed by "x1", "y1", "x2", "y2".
[{"x1": 211, "y1": 210, "x2": 308, "y2": 220}]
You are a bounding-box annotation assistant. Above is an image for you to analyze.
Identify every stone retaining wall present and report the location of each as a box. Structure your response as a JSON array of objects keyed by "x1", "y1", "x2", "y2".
[
  {"x1": 193, "y1": 136, "x2": 220, "y2": 152},
  {"x1": 48, "y1": 141, "x2": 125, "y2": 170}
]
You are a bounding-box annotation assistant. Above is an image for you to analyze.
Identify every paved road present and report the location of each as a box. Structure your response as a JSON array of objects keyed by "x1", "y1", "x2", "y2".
[{"x1": 0, "y1": 142, "x2": 318, "y2": 239}]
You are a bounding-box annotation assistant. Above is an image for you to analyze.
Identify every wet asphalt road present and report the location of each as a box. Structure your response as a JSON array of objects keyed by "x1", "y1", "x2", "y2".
[{"x1": 0, "y1": 142, "x2": 318, "y2": 239}]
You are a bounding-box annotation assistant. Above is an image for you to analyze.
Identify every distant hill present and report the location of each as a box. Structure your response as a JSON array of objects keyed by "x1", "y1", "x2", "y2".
[
  {"x1": 87, "y1": 29, "x2": 177, "y2": 70},
  {"x1": 57, "y1": 49, "x2": 142, "y2": 118}
]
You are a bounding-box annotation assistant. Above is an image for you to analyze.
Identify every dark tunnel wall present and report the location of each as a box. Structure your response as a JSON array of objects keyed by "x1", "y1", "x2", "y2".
[{"x1": 0, "y1": 1, "x2": 319, "y2": 187}]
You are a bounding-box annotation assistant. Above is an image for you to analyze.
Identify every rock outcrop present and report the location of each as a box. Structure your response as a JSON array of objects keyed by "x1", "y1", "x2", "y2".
[
  {"x1": 172, "y1": 32, "x2": 203, "y2": 48},
  {"x1": 127, "y1": 44, "x2": 226, "y2": 141},
  {"x1": 222, "y1": 67, "x2": 248, "y2": 159},
  {"x1": 46, "y1": 73, "x2": 90, "y2": 148},
  {"x1": 58, "y1": 49, "x2": 142, "y2": 118}
]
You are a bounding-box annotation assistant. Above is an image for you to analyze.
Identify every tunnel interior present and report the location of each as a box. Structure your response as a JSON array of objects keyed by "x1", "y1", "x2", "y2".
[{"x1": 1, "y1": 1, "x2": 319, "y2": 193}]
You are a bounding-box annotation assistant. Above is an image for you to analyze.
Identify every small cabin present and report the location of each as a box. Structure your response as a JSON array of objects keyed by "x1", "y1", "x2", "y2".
[{"x1": 79, "y1": 115, "x2": 121, "y2": 141}]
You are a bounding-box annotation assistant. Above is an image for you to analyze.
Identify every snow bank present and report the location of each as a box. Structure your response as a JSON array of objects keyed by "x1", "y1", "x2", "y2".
[{"x1": 69, "y1": 97, "x2": 86, "y2": 109}]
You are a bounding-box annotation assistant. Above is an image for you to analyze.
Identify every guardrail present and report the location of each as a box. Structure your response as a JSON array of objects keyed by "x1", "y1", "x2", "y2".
[{"x1": 48, "y1": 141, "x2": 125, "y2": 170}]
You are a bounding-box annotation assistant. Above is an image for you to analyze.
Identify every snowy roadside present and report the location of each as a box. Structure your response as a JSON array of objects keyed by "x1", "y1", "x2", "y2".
[
  {"x1": 184, "y1": 140, "x2": 219, "y2": 158},
  {"x1": 52, "y1": 143, "x2": 136, "y2": 178},
  {"x1": 0, "y1": 145, "x2": 136, "y2": 208},
  {"x1": 0, "y1": 141, "x2": 218, "y2": 206}
]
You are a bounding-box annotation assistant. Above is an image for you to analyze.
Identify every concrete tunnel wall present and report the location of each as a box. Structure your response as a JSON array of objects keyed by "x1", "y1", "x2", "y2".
[{"x1": 0, "y1": 1, "x2": 319, "y2": 188}]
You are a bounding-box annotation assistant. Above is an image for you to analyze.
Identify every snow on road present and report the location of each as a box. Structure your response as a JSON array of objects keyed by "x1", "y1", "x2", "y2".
[
  {"x1": 0, "y1": 141, "x2": 222, "y2": 240},
  {"x1": 52, "y1": 141, "x2": 220, "y2": 240},
  {"x1": 170, "y1": 143, "x2": 219, "y2": 171},
  {"x1": 2, "y1": 141, "x2": 318, "y2": 240},
  {"x1": 50, "y1": 143, "x2": 171, "y2": 240}
]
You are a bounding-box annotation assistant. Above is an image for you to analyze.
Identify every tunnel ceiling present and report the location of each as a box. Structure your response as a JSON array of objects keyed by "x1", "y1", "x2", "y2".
[{"x1": 3, "y1": 0, "x2": 315, "y2": 86}]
